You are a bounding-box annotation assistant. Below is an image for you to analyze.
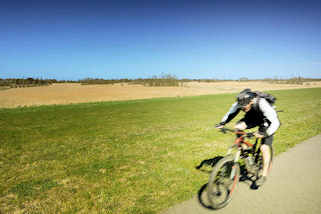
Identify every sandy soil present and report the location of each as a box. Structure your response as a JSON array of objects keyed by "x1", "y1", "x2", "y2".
[{"x1": 0, "y1": 81, "x2": 320, "y2": 108}]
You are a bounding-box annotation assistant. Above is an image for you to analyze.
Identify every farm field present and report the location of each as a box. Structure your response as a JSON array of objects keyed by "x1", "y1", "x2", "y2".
[
  {"x1": 0, "y1": 81, "x2": 321, "y2": 108},
  {"x1": 0, "y1": 88, "x2": 320, "y2": 214}
]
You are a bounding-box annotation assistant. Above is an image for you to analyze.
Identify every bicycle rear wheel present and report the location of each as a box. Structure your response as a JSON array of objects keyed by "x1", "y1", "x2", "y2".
[{"x1": 207, "y1": 155, "x2": 240, "y2": 209}]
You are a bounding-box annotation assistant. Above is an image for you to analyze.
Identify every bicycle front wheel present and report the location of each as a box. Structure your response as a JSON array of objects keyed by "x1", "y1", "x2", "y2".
[{"x1": 207, "y1": 155, "x2": 240, "y2": 209}]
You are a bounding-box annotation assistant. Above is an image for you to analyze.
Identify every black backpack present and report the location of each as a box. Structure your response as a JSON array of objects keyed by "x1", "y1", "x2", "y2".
[{"x1": 253, "y1": 90, "x2": 276, "y2": 105}]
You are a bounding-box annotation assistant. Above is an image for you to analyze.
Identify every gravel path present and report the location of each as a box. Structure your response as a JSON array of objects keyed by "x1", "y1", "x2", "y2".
[{"x1": 161, "y1": 135, "x2": 321, "y2": 214}]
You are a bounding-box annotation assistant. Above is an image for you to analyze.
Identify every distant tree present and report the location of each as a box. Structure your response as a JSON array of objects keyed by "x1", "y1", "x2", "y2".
[{"x1": 239, "y1": 77, "x2": 249, "y2": 81}]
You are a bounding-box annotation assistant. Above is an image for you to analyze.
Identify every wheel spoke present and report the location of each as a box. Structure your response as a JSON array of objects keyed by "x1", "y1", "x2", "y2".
[{"x1": 207, "y1": 157, "x2": 240, "y2": 209}]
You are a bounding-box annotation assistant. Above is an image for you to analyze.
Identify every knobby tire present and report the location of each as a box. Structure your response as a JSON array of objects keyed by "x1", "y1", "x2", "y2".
[{"x1": 207, "y1": 155, "x2": 240, "y2": 209}]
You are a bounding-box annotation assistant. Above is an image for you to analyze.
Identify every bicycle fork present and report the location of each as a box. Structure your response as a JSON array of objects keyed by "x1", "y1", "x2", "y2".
[{"x1": 230, "y1": 150, "x2": 241, "y2": 179}]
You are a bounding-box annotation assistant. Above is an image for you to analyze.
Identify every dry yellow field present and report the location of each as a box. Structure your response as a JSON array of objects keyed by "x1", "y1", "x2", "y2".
[{"x1": 1, "y1": 81, "x2": 320, "y2": 108}]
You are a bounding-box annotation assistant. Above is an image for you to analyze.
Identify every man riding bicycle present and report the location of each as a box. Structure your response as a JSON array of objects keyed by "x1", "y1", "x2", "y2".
[{"x1": 216, "y1": 89, "x2": 280, "y2": 186}]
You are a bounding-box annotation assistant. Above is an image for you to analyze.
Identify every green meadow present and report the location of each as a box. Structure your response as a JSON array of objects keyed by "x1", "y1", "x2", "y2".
[{"x1": 0, "y1": 88, "x2": 320, "y2": 213}]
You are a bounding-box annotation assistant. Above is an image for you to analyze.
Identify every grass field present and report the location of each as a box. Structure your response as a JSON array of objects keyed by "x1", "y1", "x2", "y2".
[{"x1": 0, "y1": 88, "x2": 320, "y2": 213}]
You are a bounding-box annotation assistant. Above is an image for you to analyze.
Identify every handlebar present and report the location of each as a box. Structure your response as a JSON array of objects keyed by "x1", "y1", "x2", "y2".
[{"x1": 218, "y1": 127, "x2": 255, "y2": 138}]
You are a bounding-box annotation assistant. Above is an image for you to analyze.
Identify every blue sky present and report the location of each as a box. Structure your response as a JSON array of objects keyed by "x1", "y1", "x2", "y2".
[{"x1": 1, "y1": 0, "x2": 321, "y2": 80}]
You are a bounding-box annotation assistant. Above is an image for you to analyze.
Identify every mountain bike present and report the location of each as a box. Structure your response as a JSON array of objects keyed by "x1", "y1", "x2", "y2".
[{"x1": 207, "y1": 128, "x2": 273, "y2": 209}]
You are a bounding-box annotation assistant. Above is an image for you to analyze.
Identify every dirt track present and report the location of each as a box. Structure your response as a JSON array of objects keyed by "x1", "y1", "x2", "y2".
[
  {"x1": 161, "y1": 135, "x2": 321, "y2": 214},
  {"x1": 0, "y1": 81, "x2": 320, "y2": 108}
]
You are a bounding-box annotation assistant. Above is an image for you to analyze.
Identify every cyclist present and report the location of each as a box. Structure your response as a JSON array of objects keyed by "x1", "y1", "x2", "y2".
[{"x1": 216, "y1": 89, "x2": 280, "y2": 186}]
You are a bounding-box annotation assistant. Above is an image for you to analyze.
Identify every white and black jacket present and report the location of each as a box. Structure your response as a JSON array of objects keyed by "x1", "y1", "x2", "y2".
[{"x1": 220, "y1": 98, "x2": 280, "y2": 136}]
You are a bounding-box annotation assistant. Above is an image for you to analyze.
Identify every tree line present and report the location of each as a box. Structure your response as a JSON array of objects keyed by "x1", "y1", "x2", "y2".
[
  {"x1": 0, "y1": 78, "x2": 54, "y2": 88},
  {"x1": 1, "y1": 76, "x2": 320, "y2": 88}
]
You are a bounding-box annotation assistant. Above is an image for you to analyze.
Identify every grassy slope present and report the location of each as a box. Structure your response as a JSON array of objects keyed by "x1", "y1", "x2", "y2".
[{"x1": 0, "y1": 88, "x2": 320, "y2": 213}]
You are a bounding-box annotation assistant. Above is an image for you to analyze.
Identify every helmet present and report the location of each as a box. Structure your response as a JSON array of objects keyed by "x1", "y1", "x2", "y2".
[{"x1": 236, "y1": 89, "x2": 255, "y2": 107}]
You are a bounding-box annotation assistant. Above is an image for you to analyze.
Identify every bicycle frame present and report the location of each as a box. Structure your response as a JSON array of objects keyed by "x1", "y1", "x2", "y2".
[
  {"x1": 223, "y1": 129, "x2": 257, "y2": 179},
  {"x1": 226, "y1": 130, "x2": 254, "y2": 156},
  {"x1": 206, "y1": 128, "x2": 272, "y2": 209}
]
